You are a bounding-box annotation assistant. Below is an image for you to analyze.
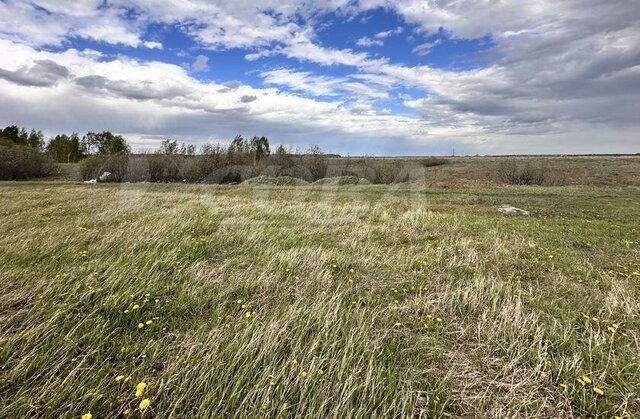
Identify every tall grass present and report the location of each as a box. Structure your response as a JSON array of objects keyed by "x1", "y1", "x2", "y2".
[{"x1": 0, "y1": 183, "x2": 638, "y2": 418}]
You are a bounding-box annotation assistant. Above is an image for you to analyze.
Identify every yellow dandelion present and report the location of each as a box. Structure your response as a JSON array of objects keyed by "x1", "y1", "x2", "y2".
[
  {"x1": 144, "y1": 293, "x2": 150, "y2": 297},
  {"x1": 124, "y1": 309, "x2": 129, "y2": 313},
  {"x1": 81, "y1": 413, "x2": 92, "y2": 419},
  {"x1": 244, "y1": 312, "x2": 252, "y2": 318},
  {"x1": 436, "y1": 317, "x2": 443, "y2": 322},
  {"x1": 236, "y1": 299, "x2": 242, "y2": 304},
  {"x1": 115, "y1": 375, "x2": 125, "y2": 381},
  {"x1": 132, "y1": 304, "x2": 139, "y2": 310},
  {"x1": 137, "y1": 323, "x2": 144, "y2": 329},
  {"x1": 299, "y1": 371, "x2": 308, "y2": 378},
  {"x1": 593, "y1": 386, "x2": 604, "y2": 396},
  {"x1": 145, "y1": 320, "x2": 153, "y2": 325},
  {"x1": 135, "y1": 381, "x2": 146, "y2": 397},
  {"x1": 139, "y1": 398, "x2": 151, "y2": 410},
  {"x1": 581, "y1": 375, "x2": 592, "y2": 385},
  {"x1": 317, "y1": 369, "x2": 324, "y2": 375}
]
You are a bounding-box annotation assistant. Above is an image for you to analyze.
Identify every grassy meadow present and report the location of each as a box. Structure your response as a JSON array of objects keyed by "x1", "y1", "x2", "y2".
[{"x1": 1, "y1": 182, "x2": 639, "y2": 418}]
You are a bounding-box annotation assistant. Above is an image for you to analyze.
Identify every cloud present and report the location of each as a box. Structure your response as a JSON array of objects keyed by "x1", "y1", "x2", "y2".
[
  {"x1": 143, "y1": 41, "x2": 163, "y2": 49},
  {"x1": 0, "y1": 40, "x2": 443, "y2": 154},
  {"x1": 239, "y1": 95, "x2": 257, "y2": 103},
  {"x1": 0, "y1": 60, "x2": 70, "y2": 87},
  {"x1": 356, "y1": 37, "x2": 383, "y2": 47},
  {"x1": 374, "y1": 26, "x2": 403, "y2": 39},
  {"x1": 261, "y1": 68, "x2": 388, "y2": 99},
  {"x1": 1, "y1": 0, "x2": 639, "y2": 153},
  {"x1": 191, "y1": 55, "x2": 210, "y2": 72},
  {"x1": 411, "y1": 40, "x2": 440, "y2": 56}
]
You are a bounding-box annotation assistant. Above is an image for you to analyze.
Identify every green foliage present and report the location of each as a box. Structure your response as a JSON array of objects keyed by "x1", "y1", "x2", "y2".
[
  {"x1": 0, "y1": 144, "x2": 55, "y2": 179},
  {"x1": 46, "y1": 133, "x2": 84, "y2": 163},
  {"x1": 0, "y1": 125, "x2": 44, "y2": 149},
  {"x1": 83, "y1": 131, "x2": 130, "y2": 155}
]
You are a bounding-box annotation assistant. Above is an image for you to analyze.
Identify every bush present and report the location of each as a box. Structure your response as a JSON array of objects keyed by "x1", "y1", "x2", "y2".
[
  {"x1": 0, "y1": 144, "x2": 55, "y2": 180},
  {"x1": 242, "y1": 176, "x2": 310, "y2": 186},
  {"x1": 420, "y1": 157, "x2": 448, "y2": 167},
  {"x1": 313, "y1": 176, "x2": 371, "y2": 186},
  {"x1": 80, "y1": 153, "x2": 129, "y2": 182},
  {"x1": 495, "y1": 161, "x2": 547, "y2": 185}
]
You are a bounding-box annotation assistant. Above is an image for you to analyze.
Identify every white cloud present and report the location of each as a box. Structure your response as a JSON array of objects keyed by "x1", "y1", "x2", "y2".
[
  {"x1": 411, "y1": 40, "x2": 440, "y2": 56},
  {"x1": 0, "y1": 0, "x2": 639, "y2": 153},
  {"x1": 0, "y1": 40, "x2": 440, "y2": 154},
  {"x1": 356, "y1": 37, "x2": 383, "y2": 47},
  {"x1": 191, "y1": 55, "x2": 210, "y2": 72},
  {"x1": 374, "y1": 26, "x2": 403, "y2": 39}
]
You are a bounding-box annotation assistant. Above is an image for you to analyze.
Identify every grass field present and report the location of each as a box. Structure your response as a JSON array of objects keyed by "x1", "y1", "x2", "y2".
[{"x1": 1, "y1": 182, "x2": 639, "y2": 418}]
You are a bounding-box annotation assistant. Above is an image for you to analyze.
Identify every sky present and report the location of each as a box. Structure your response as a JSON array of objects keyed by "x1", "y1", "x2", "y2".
[{"x1": 0, "y1": 0, "x2": 638, "y2": 155}]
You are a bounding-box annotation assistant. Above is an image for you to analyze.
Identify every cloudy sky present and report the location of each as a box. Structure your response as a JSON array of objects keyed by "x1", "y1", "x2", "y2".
[{"x1": 1, "y1": 0, "x2": 638, "y2": 155}]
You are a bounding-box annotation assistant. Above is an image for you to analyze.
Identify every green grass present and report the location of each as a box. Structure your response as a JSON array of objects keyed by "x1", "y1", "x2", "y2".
[{"x1": 1, "y1": 182, "x2": 639, "y2": 418}]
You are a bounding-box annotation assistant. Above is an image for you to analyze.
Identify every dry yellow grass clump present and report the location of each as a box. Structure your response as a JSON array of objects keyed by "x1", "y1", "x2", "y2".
[{"x1": 0, "y1": 182, "x2": 639, "y2": 418}]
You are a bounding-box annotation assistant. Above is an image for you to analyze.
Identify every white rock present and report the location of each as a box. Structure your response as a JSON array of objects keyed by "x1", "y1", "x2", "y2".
[
  {"x1": 98, "y1": 171, "x2": 111, "y2": 181},
  {"x1": 497, "y1": 204, "x2": 530, "y2": 216}
]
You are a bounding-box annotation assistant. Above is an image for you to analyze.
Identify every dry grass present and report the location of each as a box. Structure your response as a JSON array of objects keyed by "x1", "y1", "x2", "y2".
[{"x1": 0, "y1": 182, "x2": 639, "y2": 418}]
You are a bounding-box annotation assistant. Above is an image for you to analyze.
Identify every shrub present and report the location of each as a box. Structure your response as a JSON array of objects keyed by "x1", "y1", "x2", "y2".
[
  {"x1": 242, "y1": 176, "x2": 310, "y2": 186},
  {"x1": 420, "y1": 157, "x2": 448, "y2": 167},
  {"x1": 313, "y1": 176, "x2": 371, "y2": 186},
  {"x1": 79, "y1": 153, "x2": 129, "y2": 182},
  {"x1": 495, "y1": 161, "x2": 547, "y2": 185},
  {"x1": 0, "y1": 143, "x2": 55, "y2": 180}
]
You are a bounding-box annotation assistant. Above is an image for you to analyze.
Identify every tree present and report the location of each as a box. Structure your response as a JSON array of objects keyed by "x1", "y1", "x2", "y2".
[
  {"x1": 46, "y1": 133, "x2": 84, "y2": 163},
  {"x1": 27, "y1": 129, "x2": 45, "y2": 150},
  {"x1": 157, "y1": 139, "x2": 179, "y2": 154},
  {"x1": 83, "y1": 131, "x2": 130, "y2": 155},
  {"x1": 250, "y1": 136, "x2": 270, "y2": 162},
  {"x1": 229, "y1": 135, "x2": 248, "y2": 153},
  {"x1": 0, "y1": 125, "x2": 29, "y2": 146}
]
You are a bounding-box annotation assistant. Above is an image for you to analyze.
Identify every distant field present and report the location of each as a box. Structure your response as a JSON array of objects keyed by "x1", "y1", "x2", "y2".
[
  {"x1": 53, "y1": 155, "x2": 640, "y2": 187},
  {"x1": 1, "y1": 183, "x2": 639, "y2": 418}
]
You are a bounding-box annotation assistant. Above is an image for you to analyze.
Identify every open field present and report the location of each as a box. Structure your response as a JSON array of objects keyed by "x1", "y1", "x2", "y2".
[
  {"x1": 1, "y1": 182, "x2": 639, "y2": 418},
  {"x1": 50, "y1": 155, "x2": 640, "y2": 187}
]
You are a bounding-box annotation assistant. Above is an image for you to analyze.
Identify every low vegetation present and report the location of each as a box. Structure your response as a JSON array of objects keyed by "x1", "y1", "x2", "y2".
[{"x1": 1, "y1": 183, "x2": 638, "y2": 418}]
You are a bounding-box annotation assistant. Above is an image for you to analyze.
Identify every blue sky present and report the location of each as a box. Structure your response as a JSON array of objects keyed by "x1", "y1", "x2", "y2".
[{"x1": 0, "y1": 0, "x2": 638, "y2": 155}]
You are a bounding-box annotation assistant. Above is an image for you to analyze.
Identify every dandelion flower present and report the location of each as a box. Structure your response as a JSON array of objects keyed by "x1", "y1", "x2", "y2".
[
  {"x1": 299, "y1": 371, "x2": 308, "y2": 378},
  {"x1": 115, "y1": 375, "x2": 125, "y2": 381},
  {"x1": 132, "y1": 304, "x2": 139, "y2": 310},
  {"x1": 135, "y1": 381, "x2": 146, "y2": 397},
  {"x1": 137, "y1": 323, "x2": 144, "y2": 329},
  {"x1": 145, "y1": 320, "x2": 153, "y2": 325},
  {"x1": 81, "y1": 413, "x2": 92, "y2": 419},
  {"x1": 581, "y1": 375, "x2": 592, "y2": 384},
  {"x1": 317, "y1": 369, "x2": 324, "y2": 375},
  {"x1": 245, "y1": 312, "x2": 252, "y2": 318},
  {"x1": 593, "y1": 386, "x2": 604, "y2": 395},
  {"x1": 436, "y1": 317, "x2": 443, "y2": 322},
  {"x1": 139, "y1": 398, "x2": 151, "y2": 410}
]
